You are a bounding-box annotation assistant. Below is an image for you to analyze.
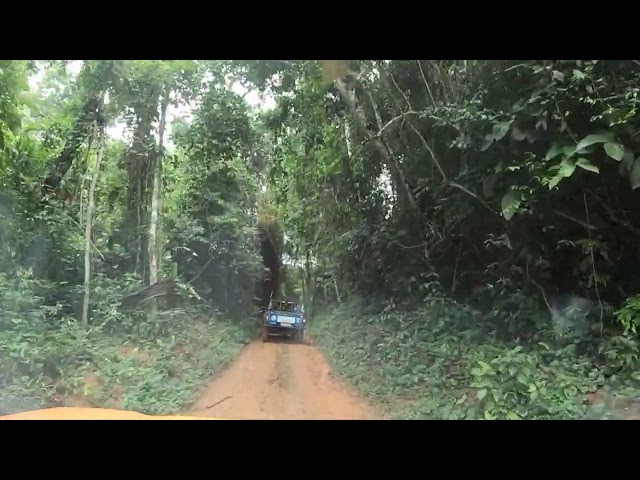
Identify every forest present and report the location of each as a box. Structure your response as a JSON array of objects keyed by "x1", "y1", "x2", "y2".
[{"x1": 1, "y1": 59, "x2": 640, "y2": 419}]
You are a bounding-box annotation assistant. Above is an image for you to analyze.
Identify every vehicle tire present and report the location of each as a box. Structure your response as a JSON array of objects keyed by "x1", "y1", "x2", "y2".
[{"x1": 261, "y1": 327, "x2": 268, "y2": 343}]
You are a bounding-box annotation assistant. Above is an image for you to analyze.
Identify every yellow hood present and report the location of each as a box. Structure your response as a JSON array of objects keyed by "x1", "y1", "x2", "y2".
[{"x1": 0, "y1": 407, "x2": 221, "y2": 420}]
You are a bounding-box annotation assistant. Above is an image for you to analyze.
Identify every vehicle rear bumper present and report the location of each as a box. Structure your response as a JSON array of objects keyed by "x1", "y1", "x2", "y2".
[{"x1": 263, "y1": 325, "x2": 304, "y2": 335}]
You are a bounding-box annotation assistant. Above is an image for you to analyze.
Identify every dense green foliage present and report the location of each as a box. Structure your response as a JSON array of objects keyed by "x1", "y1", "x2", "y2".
[
  {"x1": 0, "y1": 61, "x2": 261, "y2": 414},
  {"x1": 3, "y1": 59, "x2": 640, "y2": 418},
  {"x1": 251, "y1": 60, "x2": 640, "y2": 419}
]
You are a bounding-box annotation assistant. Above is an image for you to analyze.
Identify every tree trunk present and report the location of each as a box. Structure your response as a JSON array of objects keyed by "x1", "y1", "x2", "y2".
[
  {"x1": 344, "y1": 117, "x2": 353, "y2": 158},
  {"x1": 304, "y1": 252, "x2": 317, "y2": 320},
  {"x1": 334, "y1": 78, "x2": 416, "y2": 211},
  {"x1": 43, "y1": 61, "x2": 113, "y2": 197},
  {"x1": 148, "y1": 87, "x2": 171, "y2": 317},
  {"x1": 81, "y1": 130, "x2": 104, "y2": 330},
  {"x1": 333, "y1": 276, "x2": 341, "y2": 304}
]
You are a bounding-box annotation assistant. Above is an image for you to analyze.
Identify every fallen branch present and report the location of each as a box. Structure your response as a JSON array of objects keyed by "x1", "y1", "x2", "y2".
[
  {"x1": 119, "y1": 280, "x2": 178, "y2": 309},
  {"x1": 206, "y1": 396, "x2": 232, "y2": 409}
]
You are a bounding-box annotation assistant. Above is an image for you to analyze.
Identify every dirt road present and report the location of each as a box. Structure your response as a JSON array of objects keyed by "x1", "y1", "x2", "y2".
[{"x1": 189, "y1": 338, "x2": 379, "y2": 420}]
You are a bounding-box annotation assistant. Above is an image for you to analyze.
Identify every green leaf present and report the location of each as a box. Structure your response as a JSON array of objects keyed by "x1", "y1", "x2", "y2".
[
  {"x1": 547, "y1": 145, "x2": 576, "y2": 161},
  {"x1": 548, "y1": 157, "x2": 577, "y2": 189},
  {"x1": 575, "y1": 158, "x2": 599, "y2": 173},
  {"x1": 603, "y1": 142, "x2": 624, "y2": 161},
  {"x1": 629, "y1": 159, "x2": 640, "y2": 190},
  {"x1": 512, "y1": 99, "x2": 526, "y2": 112},
  {"x1": 620, "y1": 148, "x2": 635, "y2": 175},
  {"x1": 545, "y1": 144, "x2": 564, "y2": 161},
  {"x1": 481, "y1": 136, "x2": 494, "y2": 151},
  {"x1": 525, "y1": 131, "x2": 537, "y2": 143},
  {"x1": 506, "y1": 411, "x2": 520, "y2": 420},
  {"x1": 492, "y1": 120, "x2": 513, "y2": 141},
  {"x1": 484, "y1": 410, "x2": 496, "y2": 420},
  {"x1": 548, "y1": 174, "x2": 563, "y2": 189},
  {"x1": 559, "y1": 157, "x2": 577, "y2": 176},
  {"x1": 4, "y1": 110, "x2": 22, "y2": 135},
  {"x1": 560, "y1": 117, "x2": 568, "y2": 132},
  {"x1": 575, "y1": 132, "x2": 614, "y2": 152},
  {"x1": 510, "y1": 126, "x2": 526, "y2": 141},
  {"x1": 501, "y1": 190, "x2": 522, "y2": 221},
  {"x1": 477, "y1": 388, "x2": 488, "y2": 400}
]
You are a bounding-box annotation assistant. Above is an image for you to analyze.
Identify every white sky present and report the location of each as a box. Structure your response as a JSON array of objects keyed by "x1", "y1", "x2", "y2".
[{"x1": 28, "y1": 60, "x2": 276, "y2": 148}]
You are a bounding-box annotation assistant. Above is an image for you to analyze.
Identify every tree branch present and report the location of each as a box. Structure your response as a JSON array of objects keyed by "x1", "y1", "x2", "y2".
[{"x1": 416, "y1": 61, "x2": 436, "y2": 106}]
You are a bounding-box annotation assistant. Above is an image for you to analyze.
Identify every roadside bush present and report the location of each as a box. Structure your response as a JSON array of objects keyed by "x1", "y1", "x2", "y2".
[
  {"x1": 0, "y1": 269, "x2": 253, "y2": 415},
  {"x1": 309, "y1": 298, "x2": 611, "y2": 420}
]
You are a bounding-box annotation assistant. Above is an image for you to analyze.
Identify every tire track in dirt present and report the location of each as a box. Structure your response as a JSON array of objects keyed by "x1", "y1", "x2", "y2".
[{"x1": 189, "y1": 339, "x2": 379, "y2": 420}]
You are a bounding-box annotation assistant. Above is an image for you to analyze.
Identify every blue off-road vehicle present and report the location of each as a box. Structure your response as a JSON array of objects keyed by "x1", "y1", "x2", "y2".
[{"x1": 260, "y1": 300, "x2": 305, "y2": 343}]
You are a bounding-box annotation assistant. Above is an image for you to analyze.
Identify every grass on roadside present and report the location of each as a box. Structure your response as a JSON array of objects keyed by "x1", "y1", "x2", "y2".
[
  {"x1": 0, "y1": 308, "x2": 254, "y2": 415},
  {"x1": 308, "y1": 299, "x2": 640, "y2": 420}
]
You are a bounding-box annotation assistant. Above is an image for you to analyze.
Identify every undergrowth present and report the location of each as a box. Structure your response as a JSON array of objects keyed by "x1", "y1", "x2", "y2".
[
  {"x1": 309, "y1": 298, "x2": 640, "y2": 420},
  {"x1": 0, "y1": 270, "x2": 253, "y2": 415}
]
